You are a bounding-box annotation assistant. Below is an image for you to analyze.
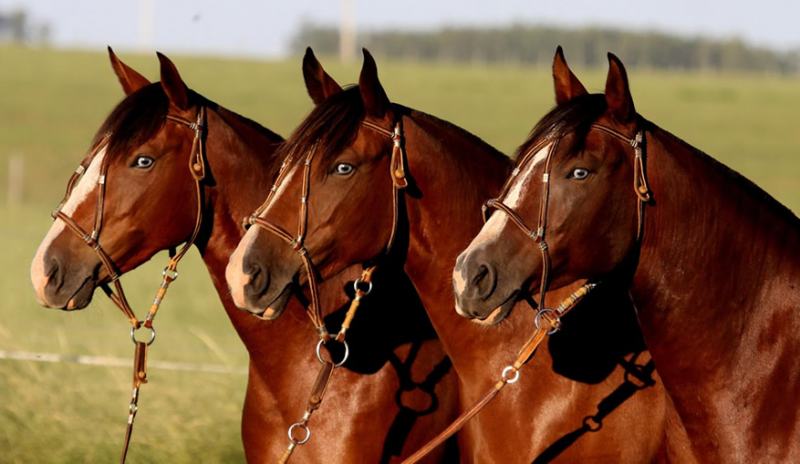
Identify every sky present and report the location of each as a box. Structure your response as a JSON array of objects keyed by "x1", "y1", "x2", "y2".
[{"x1": 2, "y1": 0, "x2": 798, "y2": 58}]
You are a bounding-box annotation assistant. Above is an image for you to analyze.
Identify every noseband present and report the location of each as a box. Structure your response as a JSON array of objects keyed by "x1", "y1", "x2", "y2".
[
  {"x1": 482, "y1": 121, "x2": 651, "y2": 319},
  {"x1": 50, "y1": 106, "x2": 208, "y2": 463},
  {"x1": 403, "y1": 122, "x2": 653, "y2": 463},
  {"x1": 243, "y1": 117, "x2": 408, "y2": 338},
  {"x1": 243, "y1": 116, "x2": 408, "y2": 461}
]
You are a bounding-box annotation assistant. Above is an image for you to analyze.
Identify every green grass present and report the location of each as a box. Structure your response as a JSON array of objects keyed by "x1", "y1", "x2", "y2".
[
  {"x1": 0, "y1": 205, "x2": 249, "y2": 463},
  {"x1": 0, "y1": 45, "x2": 798, "y2": 462}
]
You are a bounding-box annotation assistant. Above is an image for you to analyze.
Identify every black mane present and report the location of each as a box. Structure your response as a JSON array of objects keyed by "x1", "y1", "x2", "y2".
[
  {"x1": 95, "y1": 83, "x2": 170, "y2": 156},
  {"x1": 516, "y1": 93, "x2": 800, "y2": 225},
  {"x1": 94, "y1": 83, "x2": 281, "y2": 158},
  {"x1": 276, "y1": 84, "x2": 510, "y2": 175},
  {"x1": 275, "y1": 85, "x2": 368, "y2": 170},
  {"x1": 514, "y1": 93, "x2": 607, "y2": 164}
]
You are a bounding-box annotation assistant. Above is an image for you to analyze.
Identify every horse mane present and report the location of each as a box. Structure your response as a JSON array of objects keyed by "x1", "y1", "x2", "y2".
[
  {"x1": 95, "y1": 83, "x2": 282, "y2": 160},
  {"x1": 95, "y1": 83, "x2": 169, "y2": 156},
  {"x1": 403, "y1": 106, "x2": 508, "y2": 163},
  {"x1": 214, "y1": 105, "x2": 283, "y2": 144},
  {"x1": 517, "y1": 92, "x2": 799, "y2": 225},
  {"x1": 276, "y1": 85, "x2": 509, "y2": 175},
  {"x1": 514, "y1": 93, "x2": 606, "y2": 165},
  {"x1": 275, "y1": 85, "x2": 366, "y2": 170}
]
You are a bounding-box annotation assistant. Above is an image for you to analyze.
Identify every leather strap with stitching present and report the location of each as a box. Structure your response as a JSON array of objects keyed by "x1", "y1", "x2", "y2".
[
  {"x1": 406, "y1": 122, "x2": 652, "y2": 462},
  {"x1": 243, "y1": 117, "x2": 406, "y2": 462},
  {"x1": 402, "y1": 283, "x2": 597, "y2": 464},
  {"x1": 51, "y1": 106, "x2": 208, "y2": 464}
]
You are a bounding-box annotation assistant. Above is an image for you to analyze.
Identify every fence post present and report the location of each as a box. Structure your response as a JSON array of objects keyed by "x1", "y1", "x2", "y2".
[{"x1": 8, "y1": 155, "x2": 24, "y2": 207}]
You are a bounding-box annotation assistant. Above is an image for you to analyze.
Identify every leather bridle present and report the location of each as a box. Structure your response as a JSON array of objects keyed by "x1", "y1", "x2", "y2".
[
  {"x1": 482, "y1": 121, "x2": 651, "y2": 321},
  {"x1": 50, "y1": 106, "x2": 208, "y2": 464},
  {"x1": 243, "y1": 117, "x2": 407, "y2": 334},
  {"x1": 401, "y1": 121, "x2": 653, "y2": 463},
  {"x1": 243, "y1": 116, "x2": 408, "y2": 462}
]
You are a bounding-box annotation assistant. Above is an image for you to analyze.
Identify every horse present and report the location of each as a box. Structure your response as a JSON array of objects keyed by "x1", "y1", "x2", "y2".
[
  {"x1": 453, "y1": 47, "x2": 800, "y2": 463},
  {"x1": 226, "y1": 48, "x2": 691, "y2": 462},
  {"x1": 30, "y1": 48, "x2": 457, "y2": 463}
]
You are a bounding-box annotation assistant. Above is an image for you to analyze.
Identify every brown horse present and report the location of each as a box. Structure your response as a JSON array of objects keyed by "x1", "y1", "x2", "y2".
[
  {"x1": 30, "y1": 49, "x2": 456, "y2": 463},
  {"x1": 227, "y1": 49, "x2": 690, "y2": 462},
  {"x1": 454, "y1": 47, "x2": 800, "y2": 462}
]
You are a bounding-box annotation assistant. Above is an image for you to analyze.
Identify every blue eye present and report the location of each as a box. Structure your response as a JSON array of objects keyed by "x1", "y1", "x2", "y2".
[
  {"x1": 132, "y1": 155, "x2": 154, "y2": 169},
  {"x1": 333, "y1": 163, "x2": 355, "y2": 176},
  {"x1": 570, "y1": 168, "x2": 590, "y2": 180}
]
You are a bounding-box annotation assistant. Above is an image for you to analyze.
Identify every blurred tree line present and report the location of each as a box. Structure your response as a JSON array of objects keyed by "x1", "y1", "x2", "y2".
[
  {"x1": 291, "y1": 23, "x2": 800, "y2": 74},
  {"x1": 0, "y1": 9, "x2": 50, "y2": 44}
]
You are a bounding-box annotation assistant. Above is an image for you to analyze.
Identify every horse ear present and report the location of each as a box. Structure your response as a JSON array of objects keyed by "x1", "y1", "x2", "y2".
[
  {"x1": 359, "y1": 49, "x2": 390, "y2": 118},
  {"x1": 156, "y1": 51, "x2": 190, "y2": 110},
  {"x1": 107, "y1": 46, "x2": 149, "y2": 95},
  {"x1": 604, "y1": 53, "x2": 636, "y2": 122},
  {"x1": 552, "y1": 45, "x2": 587, "y2": 105},
  {"x1": 303, "y1": 47, "x2": 342, "y2": 105}
]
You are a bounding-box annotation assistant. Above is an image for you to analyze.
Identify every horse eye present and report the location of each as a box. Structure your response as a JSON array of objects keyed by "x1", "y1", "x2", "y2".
[
  {"x1": 132, "y1": 155, "x2": 155, "y2": 169},
  {"x1": 333, "y1": 163, "x2": 355, "y2": 176},
  {"x1": 569, "y1": 168, "x2": 590, "y2": 180}
]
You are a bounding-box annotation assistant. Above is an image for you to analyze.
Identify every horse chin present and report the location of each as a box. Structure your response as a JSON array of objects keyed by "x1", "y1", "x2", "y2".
[
  {"x1": 471, "y1": 296, "x2": 516, "y2": 326},
  {"x1": 253, "y1": 285, "x2": 293, "y2": 320}
]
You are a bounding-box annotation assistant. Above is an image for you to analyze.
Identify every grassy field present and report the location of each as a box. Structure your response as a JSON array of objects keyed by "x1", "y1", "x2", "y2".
[{"x1": 0, "y1": 45, "x2": 798, "y2": 462}]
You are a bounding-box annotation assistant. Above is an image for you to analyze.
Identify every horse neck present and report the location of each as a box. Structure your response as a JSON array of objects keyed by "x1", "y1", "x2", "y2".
[
  {"x1": 399, "y1": 112, "x2": 525, "y2": 378},
  {"x1": 631, "y1": 125, "x2": 800, "y2": 445},
  {"x1": 192, "y1": 106, "x2": 290, "y2": 349}
]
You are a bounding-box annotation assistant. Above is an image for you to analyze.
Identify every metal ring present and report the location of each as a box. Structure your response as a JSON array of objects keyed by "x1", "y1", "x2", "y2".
[
  {"x1": 130, "y1": 325, "x2": 156, "y2": 345},
  {"x1": 501, "y1": 366, "x2": 520, "y2": 384},
  {"x1": 534, "y1": 308, "x2": 560, "y2": 335},
  {"x1": 352, "y1": 279, "x2": 373, "y2": 296},
  {"x1": 315, "y1": 339, "x2": 349, "y2": 367},
  {"x1": 287, "y1": 422, "x2": 311, "y2": 445}
]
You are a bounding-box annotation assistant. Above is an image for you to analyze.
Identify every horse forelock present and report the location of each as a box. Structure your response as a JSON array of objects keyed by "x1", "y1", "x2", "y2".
[{"x1": 515, "y1": 93, "x2": 607, "y2": 167}]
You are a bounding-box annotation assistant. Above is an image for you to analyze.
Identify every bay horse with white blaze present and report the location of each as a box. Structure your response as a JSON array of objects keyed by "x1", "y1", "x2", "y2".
[
  {"x1": 454, "y1": 47, "x2": 800, "y2": 462},
  {"x1": 227, "y1": 48, "x2": 692, "y2": 462},
  {"x1": 30, "y1": 48, "x2": 456, "y2": 463}
]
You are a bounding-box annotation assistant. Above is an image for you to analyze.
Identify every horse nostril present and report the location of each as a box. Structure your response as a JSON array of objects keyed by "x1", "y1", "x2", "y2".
[
  {"x1": 45, "y1": 256, "x2": 63, "y2": 290},
  {"x1": 472, "y1": 265, "x2": 488, "y2": 286},
  {"x1": 243, "y1": 259, "x2": 269, "y2": 299},
  {"x1": 471, "y1": 264, "x2": 497, "y2": 301}
]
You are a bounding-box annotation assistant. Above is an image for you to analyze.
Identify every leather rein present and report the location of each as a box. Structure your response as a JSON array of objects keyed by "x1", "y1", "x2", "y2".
[
  {"x1": 51, "y1": 106, "x2": 208, "y2": 464},
  {"x1": 401, "y1": 122, "x2": 652, "y2": 463},
  {"x1": 242, "y1": 115, "x2": 652, "y2": 462},
  {"x1": 243, "y1": 117, "x2": 408, "y2": 462}
]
